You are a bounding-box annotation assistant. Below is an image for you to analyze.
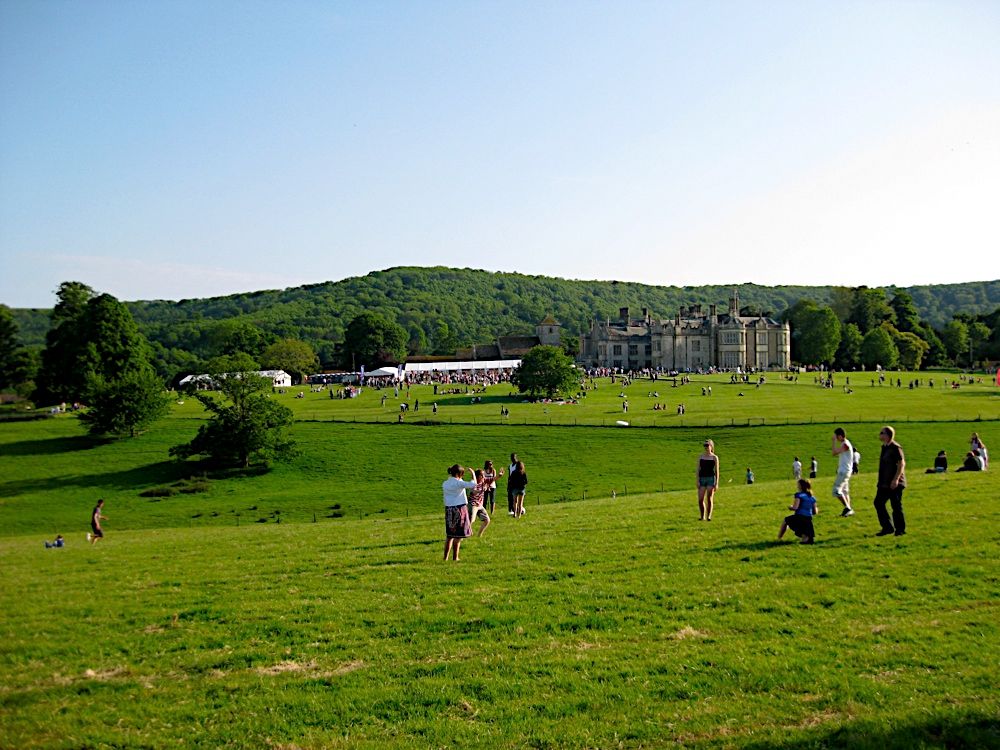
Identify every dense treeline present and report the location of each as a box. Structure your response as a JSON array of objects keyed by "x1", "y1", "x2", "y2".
[{"x1": 6, "y1": 268, "x2": 1000, "y2": 386}]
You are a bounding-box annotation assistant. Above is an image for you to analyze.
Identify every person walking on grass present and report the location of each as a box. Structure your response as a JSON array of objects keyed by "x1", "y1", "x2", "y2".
[
  {"x1": 442, "y1": 464, "x2": 476, "y2": 561},
  {"x1": 874, "y1": 426, "x2": 907, "y2": 537},
  {"x1": 778, "y1": 478, "x2": 819, "y2": 544},
  {"x1": 697, "y1": 439, "x2": 719, "y2": 521},
  {"x1": 792, "y1": 456, "x2": 802, "y2": 480},
  {"x1": 831, "y1": 427, "x2": 855, "y2": 517},
  {"x1": 809, "y1": 456, "x2": 818, "y2": 479},
  {"x1": 87, "y1": 499, "x2": 107, "y2": 545},
  {"x1": 509, "y1": 461, "x2": 528, "y2": 518},
  {"x1": 467, "y1": 469, "x2": 491, "y2": 537}
]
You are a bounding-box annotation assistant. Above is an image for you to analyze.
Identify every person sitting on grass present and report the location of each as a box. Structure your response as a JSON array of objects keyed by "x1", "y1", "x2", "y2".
[
  {"x1": 777, "y1": 479, "x2": 818, "y2": 545},
  {"x1": 44, "y1": 534, "x2": 65, "y2": 549},
  {"x1": 925, "y1": 450, "x2": 948, "y2": 473},
  {"x1": 956, "y1": 451, "x2": 983, "y2": 472}
]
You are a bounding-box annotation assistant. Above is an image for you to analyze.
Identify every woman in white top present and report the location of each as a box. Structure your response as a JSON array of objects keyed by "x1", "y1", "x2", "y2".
[
  {"x1": 971, "y1": 433, "x2": 989, "y2": 470},
  {"x1": 442, "y1": 464, "x2": 477, "y2": 561}
]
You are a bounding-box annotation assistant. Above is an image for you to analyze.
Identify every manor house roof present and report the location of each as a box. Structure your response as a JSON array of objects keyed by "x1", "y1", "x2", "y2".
[{"x1": 498, "y1": 335, "x2": 542, "y2": 355}]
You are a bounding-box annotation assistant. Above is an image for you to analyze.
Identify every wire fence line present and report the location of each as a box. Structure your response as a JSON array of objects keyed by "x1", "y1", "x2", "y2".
[{"x1": 299, "y1": 413, "x2": 1000, "y2": 429}]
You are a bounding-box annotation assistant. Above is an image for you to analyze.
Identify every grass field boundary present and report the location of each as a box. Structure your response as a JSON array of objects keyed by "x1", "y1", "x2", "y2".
[{"x1": 299, "y1": 413, "x2": 1000, "y2": 428}]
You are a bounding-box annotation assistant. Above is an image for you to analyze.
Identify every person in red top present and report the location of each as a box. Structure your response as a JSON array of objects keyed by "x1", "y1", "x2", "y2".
[{"x1": 467, "y1": 469, "x2": 491, "y2": 537}]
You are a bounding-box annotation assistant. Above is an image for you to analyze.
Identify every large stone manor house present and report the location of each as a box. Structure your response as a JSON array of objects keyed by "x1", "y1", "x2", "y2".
[{"x1": 577, "y1": 291, "x2": 791, "y2": 371}]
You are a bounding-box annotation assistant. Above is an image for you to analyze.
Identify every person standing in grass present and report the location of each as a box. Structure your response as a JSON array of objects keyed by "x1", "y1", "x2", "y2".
[
  {"x1": 697, "y1": 439, "x2": 719, "y2": 521},
  {"x1": 831, "y1": 428, "x2": 855, "y2": 517},
  {"x1": 482, "y1": 460, "x2": 502, "y2": 515},
  {"x1": 87, "y1": 498, "x2": 107, "y2": 544},
  {"x1": 467, "y1": 469, "x2": 491, "y2": 537},
  {"x1": 778, "y1": 478, "x2": 818, "y2": 544},
  {"x1": 509, "y1": 461, "x2": 528, "y2": 518},
  {"x1": 874, "y1": 425, "x2": 907, "y2": 537},
  {"x1": 443, "y1": 465, "x2": 476, "y2": 561},
  {"x1": 809, "y1": 456, "x2": 818, "y2": 478},
  {"x1": 792, "y1": 456, "x2": 802, "y2": 480},
  {"x1": 506, "y1": 452, "x2": 519, "y2": 516}
]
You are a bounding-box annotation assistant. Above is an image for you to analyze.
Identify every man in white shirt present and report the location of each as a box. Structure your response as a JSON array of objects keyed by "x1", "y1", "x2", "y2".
[
  {"x1": 792, "y1": 457, "x2": 802, "y2": 480},
  {"x1": 831, "y1": 427, "x2": 855, "y2": 517}
]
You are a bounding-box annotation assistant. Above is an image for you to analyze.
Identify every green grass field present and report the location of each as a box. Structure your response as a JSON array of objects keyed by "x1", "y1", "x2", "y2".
[{"x1": 1, "y1": 373, "x2": 998, "y2": 748}]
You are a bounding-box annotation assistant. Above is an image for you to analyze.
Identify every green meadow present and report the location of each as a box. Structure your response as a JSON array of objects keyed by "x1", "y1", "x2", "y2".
[{"x1": 1, "y1": 373, "x2": 998, "y2": 748}]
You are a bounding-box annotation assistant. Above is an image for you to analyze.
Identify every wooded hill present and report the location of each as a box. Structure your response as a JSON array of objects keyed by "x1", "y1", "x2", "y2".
[{"x1": 11, "y1": 267, "x2": 1000, "y2": 371}]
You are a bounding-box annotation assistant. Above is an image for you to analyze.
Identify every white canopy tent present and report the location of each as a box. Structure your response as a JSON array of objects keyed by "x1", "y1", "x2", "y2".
[{"x1": 402, "y1": 360, "x2": 520, "y2": 376}]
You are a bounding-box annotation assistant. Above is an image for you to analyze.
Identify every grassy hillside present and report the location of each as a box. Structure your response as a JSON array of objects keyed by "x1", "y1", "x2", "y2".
[
  {"x1": 1, "y1": 372, "x2": 997, "y2": 536},
  {"x1": 1, "y1": 468, "x2": 997, "y2": 747},
  {"x1": 2, "y1": 373, "x2": 998, "y2": 747}
]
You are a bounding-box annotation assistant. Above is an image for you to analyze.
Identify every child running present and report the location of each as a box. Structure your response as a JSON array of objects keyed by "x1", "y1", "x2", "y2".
[
  {"x1": 467, "y1": 469, "x2": 491, "y2": 537},
  {"x1": 778, "y1": 479, "x2": 819, "y2": 545}
]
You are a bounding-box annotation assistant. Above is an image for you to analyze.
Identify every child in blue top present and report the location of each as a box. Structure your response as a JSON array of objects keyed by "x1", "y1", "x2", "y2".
[{"x1": 778, "y1": 479, "x2": 819, "y2": 545}]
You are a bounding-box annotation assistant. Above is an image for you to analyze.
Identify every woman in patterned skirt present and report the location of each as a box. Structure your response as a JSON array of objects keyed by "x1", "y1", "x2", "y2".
[{"x1": 442, "y1": 464, "x2": 476, "y2": 561}]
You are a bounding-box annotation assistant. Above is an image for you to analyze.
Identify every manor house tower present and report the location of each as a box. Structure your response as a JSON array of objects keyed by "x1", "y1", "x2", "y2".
[{"x1": 578, "y1": 290, "x2": 790, "y2": 371}]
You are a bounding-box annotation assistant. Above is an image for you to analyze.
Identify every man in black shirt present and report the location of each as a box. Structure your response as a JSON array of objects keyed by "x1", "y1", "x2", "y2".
[{"x1": 874, "y1": 426, "x2": 906, "y2": 537}]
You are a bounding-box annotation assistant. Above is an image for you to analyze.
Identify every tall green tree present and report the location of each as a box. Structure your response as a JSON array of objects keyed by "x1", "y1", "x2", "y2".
[
  {"x1": 915, "y1": 323, "x2": 948, "y2": 367},
  {"x1": 171, "y1": 371, "x2": 295, "y2": 468},
  {"x1": 35, "y1": 282, "x2": 95, "y2": 403},
  {"x1": 890, "y1": 291, "x2": 921, "y2": 333},
  {"x1": 849, "y1": 287, "x2": 896, "y2": 333},
  {"x1": 860, "y1": 326, "x2": 899, "y2": 370},
  {"x1": 894, "y1": 331, "x2": 930, "y2": 370},
  {"x1": 835, "y1": 322, "x2": 863, "y2": 369},
  {"x1": 79, "y1": 294, "x2": 153, "y2": 382},
  {"x1": 0, "y1": 305, "x2": 35, "y2": 393},
  {"x1": 343, "y1": 313, "x2": 407, "y2": 369},
  {"x1": 260, "y1": 339, "x2": 318, "y2": 383},
  {"x1": 782, "y1": 299, "x2": 819, "y2": 363},
  {"x1": 941, "y1": 319, "x2": 969, "y2": 364},
  {"x1": 511, "y1": 346, "x2": 578, "y2": 399},
  {"x1": 79, "y1": 369, "x2": 170, "y2": 437},
  {"x1": 969, "y1": 322, "x2": 991, "y2": 366},
  {"x1": 796, "y1": 306, "x2": 841, "y2": 365}
]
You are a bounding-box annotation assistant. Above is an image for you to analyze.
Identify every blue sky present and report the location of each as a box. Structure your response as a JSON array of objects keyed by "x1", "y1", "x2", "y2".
[{"x1": 2, "y1": 0, "x2": 998, "y2": 308}]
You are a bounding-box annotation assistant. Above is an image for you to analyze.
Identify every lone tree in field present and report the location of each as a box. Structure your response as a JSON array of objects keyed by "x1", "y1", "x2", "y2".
[
  {"x1": 511, "y1": 345, "x2": 578, "y2": 399},
  {"x1": 170, "y1": 370, "x2": 295, "y2": 468},
  {"x1": 343, "y1": 312, "x2": 407, "y2": 369},
  {"x1": 79, "y1": 369, "x2": 170, "y2": 438}
]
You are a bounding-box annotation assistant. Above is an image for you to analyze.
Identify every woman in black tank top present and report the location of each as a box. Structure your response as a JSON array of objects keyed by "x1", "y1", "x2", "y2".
[{"x1": 697, "y1": 439, "x2": 719, "y2": 521}]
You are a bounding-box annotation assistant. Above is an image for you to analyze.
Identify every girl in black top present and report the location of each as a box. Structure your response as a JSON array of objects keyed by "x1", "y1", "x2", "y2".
[
  {"x1": 697, "y1": 440, "x2": 719, "y2": 521},
  {"x1": 509, "y1": 461, "x2": 528, "y2": 518}
]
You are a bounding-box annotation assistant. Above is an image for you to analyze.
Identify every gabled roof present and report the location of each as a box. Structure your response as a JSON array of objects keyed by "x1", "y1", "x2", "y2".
[{"x1": 538, "y1": 314, "x2": 560, "y2": 326}]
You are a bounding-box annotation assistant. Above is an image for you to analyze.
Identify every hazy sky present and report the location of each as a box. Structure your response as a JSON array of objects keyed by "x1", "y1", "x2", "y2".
[{"x1": 2, "y1": 0, "x2": 999, "y2": 308}]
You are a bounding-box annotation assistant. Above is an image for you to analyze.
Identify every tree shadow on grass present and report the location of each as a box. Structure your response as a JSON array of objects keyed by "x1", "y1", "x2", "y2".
[
  {"x1": 0, "y1": 461, "x2": 192, "y2": 498},
  {"x1": 0, "y1": 460, "x2": 270, "y2": 498},
  {"x1": 744, "y1": 712, "x2": 999, "y2": 750},
  {"x1": 0, "y1": 435, "x2": 113, "y2": 457}
]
